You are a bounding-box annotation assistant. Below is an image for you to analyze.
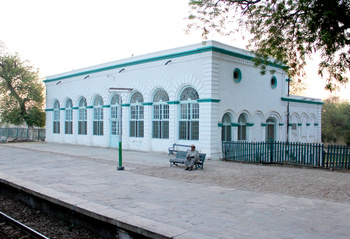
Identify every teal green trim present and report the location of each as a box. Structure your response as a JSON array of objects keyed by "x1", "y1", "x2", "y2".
[
  {"x1": 281, "y1": 97, "x2": 324, "y2": 105},
  {"x1": 314, "y1": 123, "x2": 319, "y2": 126},
  {"x1": 197, "y1": 98, "x2": 221, "y2": 103},
  {"x1": 167, "y1": 101, "x2": 180, "y2": 105},
  {"x1": 233, "y1": 68, "x2": 242, "y2": 83},
  {"x1": 298, "y1": 123, "x2": 302, "y2": 126},
  {"x1": 231, "y1": 123, "x2": 239, "y2": 127},
  {"x1": 286, "y1": 78, "x2": 292, "y2": 82},
  {"x1": 261, "y1": 123, "x2": 267, "y2": 127},
  {"x1": 44, "y1": 46, "x2": 286, "y2": 83},
  {"x1": 72, "y1": 107, "x2": 79, "y2": 110},
  {"x1": 121, "y1": 103, "x2": 130, "y2": 107},
  {"x1": 102, "y1": 105, "x2": 110, "y2": 108},
  {"x1": 86, "y1": 106, "x2": 93, "y2": 109},
  {"x1": 306, "y1": 123, "x2": 311, "y2": 126},
  {"x1": 45, "y1": 109, "x2": 53, "y2": 112},
  {"x1": 142, "y1": 102, "x2": 153, "y2": 106},
  {"x1": 279, "y1": 123, "x2": 284, "y2": 126},
  {"x1": 59, "y1": 108, "x2": 65, "y2": 110},
  {"x1": 246, "y1": 123, "x2": 254, "y2": 127},
  {"x1": 218, "y1": 123, "x2": 223, "y2": 127},
  {"x1": 271, "y1": 76, "x2": 277, "y2": 89},
  {"x1": 288, "y1": 123, "x2": 293, "y2": 127}
]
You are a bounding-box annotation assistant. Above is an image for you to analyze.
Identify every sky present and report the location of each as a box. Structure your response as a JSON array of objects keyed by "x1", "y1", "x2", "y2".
[{"x1": 1, "y1": 0, "x2": 349, "y2": 101}]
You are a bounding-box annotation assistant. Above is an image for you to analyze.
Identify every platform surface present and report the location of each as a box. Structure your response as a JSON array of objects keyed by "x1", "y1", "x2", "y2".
[{"x1": 0, "y1": 142, "x2": 349, "y2": 239}]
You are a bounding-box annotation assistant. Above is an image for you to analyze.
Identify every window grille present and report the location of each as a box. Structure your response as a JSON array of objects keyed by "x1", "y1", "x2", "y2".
[
  {"x1": 53, "y1": 101, "x2": 60, "y2": 134},
  {"x1": 152, "y1": 89, "x2": 169, "y2": 139},
  {"x1": 93, "y1": 95, "x2": 104, "y2": 136},
  {"x1": 179, "y1": 87, "x2": 199, "y2": 140},
  {"x1": 78, "y1": 97, "x2": 87, "y2": 135},
  {"x1": 130, "y1": 92, "x2": 144, "y2": 137},
  {"x1": 238, "y1": 114, "x2": 247, "y2": 140},
  {"x1": 110, "y1": 94, "x2": 120, "y2": 135},
  {"x1": 65, "y1": 99, "x2": 73, "y2": 134},
  {"x1": 222, "y1": 113, "x2": 232, "y2": 141}
]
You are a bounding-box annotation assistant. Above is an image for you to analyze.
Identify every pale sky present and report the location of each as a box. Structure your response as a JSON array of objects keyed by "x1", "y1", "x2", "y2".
[{"x1": 1, "y1": 0, "x2": 349, "y2": 101}]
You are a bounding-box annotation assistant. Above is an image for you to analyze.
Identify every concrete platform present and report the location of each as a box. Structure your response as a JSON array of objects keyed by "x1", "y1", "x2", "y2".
[{"x1": 0, "y1": 142, "x2": 350, "y2": 239}]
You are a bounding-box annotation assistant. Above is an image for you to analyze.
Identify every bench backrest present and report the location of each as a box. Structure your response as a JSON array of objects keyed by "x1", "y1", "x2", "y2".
[
  {"x1": 176, "y1": 151, "x2": 188, "y2": 159},
  {"x1": 199, "y1": 153, "x2": 206, "y2": 162}
]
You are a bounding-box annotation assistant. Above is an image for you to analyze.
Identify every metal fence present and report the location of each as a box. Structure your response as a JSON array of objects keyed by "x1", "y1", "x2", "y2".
[
  {"x1": 0, "y1": 128, "x2": 45, "y2": 141},
  {"x1": 222, "y1": 141, "x2": 350, "y2": 170}
]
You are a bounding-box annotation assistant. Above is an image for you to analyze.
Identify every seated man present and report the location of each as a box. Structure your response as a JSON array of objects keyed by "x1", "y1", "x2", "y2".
[{"x1": 185, "y1": 144, "x2": 199, "y2": 171}]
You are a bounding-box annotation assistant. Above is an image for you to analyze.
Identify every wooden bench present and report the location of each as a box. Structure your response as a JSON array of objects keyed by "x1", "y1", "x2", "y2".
[
  {"x1": 168, "y1": 144, "x2": 192, "y2": 155},
  {"x1": 169, "y1": 151, "x2": 206, "y2": 169}
]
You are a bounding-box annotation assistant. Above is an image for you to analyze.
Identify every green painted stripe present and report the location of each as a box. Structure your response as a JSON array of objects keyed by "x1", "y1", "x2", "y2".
[
  {"x1": 59, "y1": 108, "x2": 65, "y2": 110},
  {"x1": 197, "y1": 98, "x2": 221, "y2": 103},
  {"x1": 102, "y1": 105, "x2": 110, "y2": 108},
  {"x1": 261, "y1": 123, "x2": 267, "y2": 127},
  {"x1": 279, "y1": 123, "x2": 284, "y2": 126},
  {"x1": 218, "y1": 123, "x2": 223, "y2": 127},
  {"x1": 231, "y1": 123, "x2": 239, "y2": 127},
  {"x1": 298, "y1": 123, "x2": 302, "y2": 126},
  {"x1": 121, "y1": 103, "x2": 130, "y2": 107},
  {"x1": 45, "y1": 109, "x2": 54, "y2": 112},
  {"x1": 142, "y1": 102, "x2": 153, "y2": 106},
  {"x1": 314, "y1": 123, "x2": 319, "y2": 126},
  {"x1": 86, "y1": 106, "x2": 93, "y2": 109},
  {"x1": 306, "y1": 123, "x2": 311, "y2": 126},
  {"x1": 246, "y1": 123, "x2": 254, "y2": 127},
  {"x1": 281, "y1": 97, "x2": 324, "y2": 105},
  {"x1": 44, "y1": 46, "x2": 285, "y2": 83},
  {"x1": 72, "y1": 107, "x2": 79, "y2": 110},
  {"x1": 167, "y1": 101, "x2": 180, "y2": 105}
]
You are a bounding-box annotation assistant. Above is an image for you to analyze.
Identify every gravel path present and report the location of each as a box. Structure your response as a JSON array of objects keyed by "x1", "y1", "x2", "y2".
[{"x1": 128, "y1": 160, "x2": 350, "y2": 203}]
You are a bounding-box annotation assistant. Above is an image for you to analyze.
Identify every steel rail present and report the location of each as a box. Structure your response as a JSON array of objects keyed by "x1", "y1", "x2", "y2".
[{"x1": 0, "y1": 211, "x2": 50, "y2": 239}]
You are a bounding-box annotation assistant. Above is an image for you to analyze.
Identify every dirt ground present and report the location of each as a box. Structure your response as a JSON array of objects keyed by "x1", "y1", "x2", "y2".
[{"x1": 128, "y1": 159, "x2": 350, "y2": 204}]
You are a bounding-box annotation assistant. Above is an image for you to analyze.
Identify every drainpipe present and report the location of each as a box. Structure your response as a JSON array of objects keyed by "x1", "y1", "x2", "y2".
[{"x1": 286, "y1": 78, "x2": 291, "y2": 143}]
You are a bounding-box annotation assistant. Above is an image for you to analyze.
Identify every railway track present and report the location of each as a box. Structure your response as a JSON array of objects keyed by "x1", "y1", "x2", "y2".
[{"x1": 0, "y1": 211, "x2": 50, "y2": 239}]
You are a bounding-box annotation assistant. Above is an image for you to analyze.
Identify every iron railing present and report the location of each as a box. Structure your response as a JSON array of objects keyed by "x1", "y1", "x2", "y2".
[
  {"x1": 0, "y1": 128, "x2": 45, "y2": 141},
  {"x1": 222, "y1": 141, "x2": 350, "y2": 170}
]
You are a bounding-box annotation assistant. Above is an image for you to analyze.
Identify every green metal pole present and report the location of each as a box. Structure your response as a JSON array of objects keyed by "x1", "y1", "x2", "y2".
[
  {"x1": 117, "y1": 141, "x2": 124, "y2": 170},
  {"x1": 117, "y1": 103, "x2": 124, "y2": 171}
]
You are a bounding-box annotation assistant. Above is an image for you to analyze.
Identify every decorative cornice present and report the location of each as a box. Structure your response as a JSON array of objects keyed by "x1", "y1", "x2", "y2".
[
  {"x1": 246, "y1": 123, "x2": 254, "y2": 127},
  {"x1": 231, "y1": 123, "x2": 239, "y2": 127},
  {"x1": 261, "y1": 123, "x2": 267, "y2": 127},
  {"x1": 45, "y1": 46, "x2": 286, "y2": 83},
  {"x1": 279, "y1": 123, "x2": 284, "y2": 126},
  {"x1": 218, "y1": 123, "x2": 223, "y2": 127}
]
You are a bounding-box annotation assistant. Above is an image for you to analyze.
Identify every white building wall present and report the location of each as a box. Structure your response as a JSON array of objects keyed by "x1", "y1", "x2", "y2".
[{"x1": 45, "y1": 41, "x2": 323, "y2": 159}]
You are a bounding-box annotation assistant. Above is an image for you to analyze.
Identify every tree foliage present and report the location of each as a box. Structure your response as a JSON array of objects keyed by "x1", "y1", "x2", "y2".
[
  {"x1": 187, "y1": 0, "x2": 350, "y2": 91},
  {"x1": 322, "y1": 96, "x2": 350, "y2": 145},
  {"x1": 0, "y1": 53, "x2": 45, "y2": 127}
]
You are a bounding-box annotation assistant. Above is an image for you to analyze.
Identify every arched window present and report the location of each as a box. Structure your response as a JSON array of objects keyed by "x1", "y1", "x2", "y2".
[
  {"x1": 53, "y1": 100, "x2": 60, "y2": 134},
  {"x1": 238, "y1": 114, "x2": 247, "y2": 140},
  {"x1": 130, "y1": 92, "x2": 144, "y2": 137},
  {"x1": 221, "y1": 113, "x2": 232, "y2": 141},
  {"x1": 78, "y1": 97, "x2": 87, "y2": 135},
  {"x1": 179, "y1": 87, "x2": 199, "y2": 140},
  {"x1": 65, "y1": 99, "x2": 73, "y2": 134},
  {"x1": 110, "y1": 94, "x2": 120, "y2": 136},
  {"x1": 153, "y1": 89, "x2": 169, "y2": 139},
  {"x1": 93, "y1": 95, "x2": 104, "y2": 136},
  {"x1": 266, "y1": 117, "x2": 276, "y2": 141}
]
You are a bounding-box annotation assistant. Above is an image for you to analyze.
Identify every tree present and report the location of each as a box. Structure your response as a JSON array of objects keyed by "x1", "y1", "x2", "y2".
[
  {"x1": 187, "y1": 0, "x2": 350, "y2": 92},
  {"x1": 322, "y1": 96, "x2": 350, "y2": 145},
  {"x1": 0, "y1": 53, "x2": 46, "y2": 128}
]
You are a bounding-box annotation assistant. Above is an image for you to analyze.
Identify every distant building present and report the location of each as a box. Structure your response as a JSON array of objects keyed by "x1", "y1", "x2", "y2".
[{"x1": 44, "y1": 41, "x2": 323, "y2": 159}]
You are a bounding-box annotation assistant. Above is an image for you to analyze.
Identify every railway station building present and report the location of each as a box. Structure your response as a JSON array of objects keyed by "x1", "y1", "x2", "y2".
[{"x1": 44, "y1": 41, "x2": 323, "y2": 159}]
